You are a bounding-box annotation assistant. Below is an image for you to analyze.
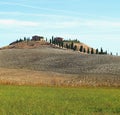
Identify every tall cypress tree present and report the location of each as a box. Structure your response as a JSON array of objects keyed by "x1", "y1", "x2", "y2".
[
  {"x1": 79, "y1": 46, "x2": 83, "y2": 52},
  {"x1": 52, "y1": 36, "x2": 54, "y2": 44},
  {"x1": 71, "y1": 42, "x2": 74, "y2": 49},
  {"x1": 96, "y1": 48, "x2": 99, "y2": 54},
  {"x1": 50, "y1": 39, "x2": 52, "y2": 44},
  {"x1": 73, "y1": 45, "x2": 77, "y2": 51},
  {"x1": 87, "y1": 48, "x2": 90, "y2": 54},
  {"x1": 91, "y1": 48, "x2": 94, "y2": 54},
  {"x1": 61, "y1": 41, "x2": 64, "y2": 48},
  {"x1": 83, "y1": 48, "x2": 86, "y2": 53},
  {"x1": 100, "y1": 47, "x2": 103, "y2": 54}
]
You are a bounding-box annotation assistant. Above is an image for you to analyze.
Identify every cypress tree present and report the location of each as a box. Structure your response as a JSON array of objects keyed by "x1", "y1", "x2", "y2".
[
  {"x1": 83, "y1": 48, "x2": 86, "y2": 53},
  {"x1": 24, "y1": 37, "x2": 27, "y2": 41},
  {"x1": 100, "y1": 47, "x2": 103, "y2": 54},
  {"x1": 91, "y1": 48, "x2": 94, "y2": 54},
  {"x1": 50, "y1": 39, "x2": 52, "y2": 44},
  {"x1": 61, "y1": 42, "x2": 64, "y2": 48},
  {"x1": 52, "y1": 36, "x2": 54, "y2": 44},
  {"x1": 79, "y1": 46, "x2": 83, "y2": 52},
  {"x1": 46, "y1": 38, "x2": 47, "y2": 42},
  {"x1": 96, "y1": 48, "x2": 99, "y2": 54},
  {"x1": 87, "y1": 48, "x2": 90, "y2": 54},
  {"x1": 73, "y1": 45, "x2": 77, "y2": 51},
  {"x1": 71, "y1": 42, "x2": 74, "y2": 49}
]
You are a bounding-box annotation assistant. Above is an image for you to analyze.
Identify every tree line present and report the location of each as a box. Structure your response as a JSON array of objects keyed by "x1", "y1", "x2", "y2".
[
  {"x1": 9, "y1": 37, "x2": 31, "y2": 45},
  {"x1": 9, "y1": 35, "x2": 114, "y2": 55},
  {"x1": 49, "y1": 36, "x2": 108, "y2": 55}
]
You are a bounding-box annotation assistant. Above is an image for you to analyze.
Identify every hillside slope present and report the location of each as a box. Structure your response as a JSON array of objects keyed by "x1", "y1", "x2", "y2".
[
  {"x1": 0, "y1": 45, "x2": 120, "y2": 75},
  {"x1": 0, "y1": 45, "x2": 120, "y2": 86}
]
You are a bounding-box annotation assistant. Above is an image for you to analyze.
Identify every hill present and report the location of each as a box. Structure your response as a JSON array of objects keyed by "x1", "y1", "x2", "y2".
[
  {"x1": 0, "y1": 40, "x2": 49, "y2": 49},
  {"x1": 0, "y1": 45, "x2": 120, "y2": 87},
  {"x1": 1, "y1": 35, "x2": 99, "y2": 54}
]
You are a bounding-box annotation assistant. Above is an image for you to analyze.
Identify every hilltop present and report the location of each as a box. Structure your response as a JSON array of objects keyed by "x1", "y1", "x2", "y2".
[
  {"x1": 1, "y1": 35, "x2": 109, "y2": 55},
  {"x1": 0, "y1": 40, "x2": 49, "y2": 50},
  {"x1": 1, "y1": 35, "x2": 98, "y2": 53}
]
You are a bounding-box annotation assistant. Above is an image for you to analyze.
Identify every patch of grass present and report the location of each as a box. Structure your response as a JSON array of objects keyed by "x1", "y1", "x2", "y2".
[{"x1": 0, "y1": 85, "x2": 120, "y2": 115}]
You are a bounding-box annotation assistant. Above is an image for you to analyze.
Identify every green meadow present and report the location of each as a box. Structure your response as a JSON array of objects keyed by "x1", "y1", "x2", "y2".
[{"x1": 0, "y1": 85, "x2": 120, "y2": 115}]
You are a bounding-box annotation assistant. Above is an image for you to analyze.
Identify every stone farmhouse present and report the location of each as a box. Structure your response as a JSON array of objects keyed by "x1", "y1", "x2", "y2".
[
  {"x1": 54, "y1": 37, "x2": 64, "y2": 42},
  {"x1": 31, "y1": 35, "x2": 44, "y2": 41}
]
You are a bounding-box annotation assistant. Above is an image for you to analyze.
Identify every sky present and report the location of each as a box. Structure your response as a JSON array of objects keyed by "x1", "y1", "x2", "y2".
[{"x1": 0, "y1": 0, "x2": 120, "y2": 54}]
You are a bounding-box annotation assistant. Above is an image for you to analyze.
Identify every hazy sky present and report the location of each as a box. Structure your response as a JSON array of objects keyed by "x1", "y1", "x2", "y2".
[{"x1": 0, "y1": 0, "x2": 120, "y2": 54}]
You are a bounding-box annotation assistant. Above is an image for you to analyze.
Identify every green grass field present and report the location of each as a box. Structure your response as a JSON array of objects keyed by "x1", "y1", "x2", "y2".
[{"x1": 0, "y1": 85, "x2": 120, "y2": 115}]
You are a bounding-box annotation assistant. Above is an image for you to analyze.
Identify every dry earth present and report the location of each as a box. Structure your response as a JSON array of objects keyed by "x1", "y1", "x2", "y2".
[{"x1": 0, "y1": 45, "x2": 120, "y2": 87}]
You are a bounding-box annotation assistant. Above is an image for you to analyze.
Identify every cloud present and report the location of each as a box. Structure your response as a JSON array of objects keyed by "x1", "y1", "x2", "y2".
[
  {"x1": 0, "y1": 19, "x2": 38, "y2": 27},
  {"x1": 58, "y1": 19, "x2": 120, "y2": 29},
  {"x1": 0, "y1": 1, "x2": 65, "y2": 13},
  {"x1": 0, "y1": 11, "x2": 120, "y2": 29},
  {"x1": 0, "y1": 1, "x2": 95, "y2": 17},
  {"x1": 0, "y1": 11, "x2": 22, "y2": 15},
  {"x1": 0, "y1": 17, "x2": 120, "y2": 31},
  {"x1": 45, "y1": 21, "x2": 79, "y2": 29},
  {"x1": 0, "y1": 11, "x2": 71, "y2": 20},
  {"x1": 83, "y1": 20, "x2": 120, "y2": 28}
]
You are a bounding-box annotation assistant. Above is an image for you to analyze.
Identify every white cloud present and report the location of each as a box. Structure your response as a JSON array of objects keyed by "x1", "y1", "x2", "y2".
[
  {"x1": 0, "y1": 1, "x2": 98, "y2": 17},
  {"x1": 0, "y1": 11, "x2": 71, "y2": 20},
  {"x1": 0, "y1": 18, "x2": 120, "y2": 31},
  {"x1": 46, "y1": 21, "x2": 79, "y2": 29},
  {"x1": 0, "y1": 1, "x2": 65, "y2": 13},
  {"x1": 0, "y1": 19, "x2": 38, "y2": 27},
  {"x1": 0, "y1": 19, "x2": 77, "y2": 29},
  {"x1": 82, "y1": 20, "x2": 120, "y2": 27}
]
